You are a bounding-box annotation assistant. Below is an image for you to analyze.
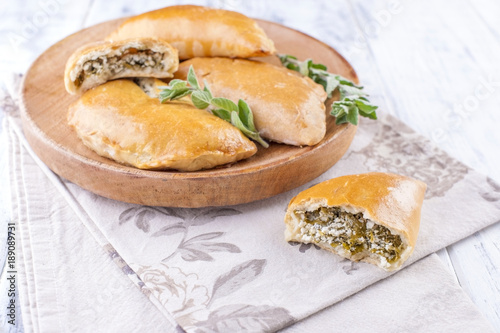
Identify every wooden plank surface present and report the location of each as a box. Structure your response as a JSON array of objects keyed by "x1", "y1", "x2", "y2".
[{"x1": 1, "y1": 0, "x2": 499, "y2": 330}]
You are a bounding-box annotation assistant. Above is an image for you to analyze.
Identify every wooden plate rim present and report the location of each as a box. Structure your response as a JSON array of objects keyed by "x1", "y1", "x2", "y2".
[{"x1": 19, "y1": 17, "x2": 358, "y2": 204}]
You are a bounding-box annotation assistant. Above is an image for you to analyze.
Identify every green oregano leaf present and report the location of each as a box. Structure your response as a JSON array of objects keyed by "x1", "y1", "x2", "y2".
[
  {"x1": 169, "y1": 88, "x2": 191, "y2": 100},
  {"x1": 212, "y1": 108, "x2": 232, "y2": 122},
  {"x1": 237, "y1": 99, "x2": 255, "y2": 131},
  {"x1": 169, "y1": 79, "x2": 187, "y2": 89},
  {"x1": 187, "y1": 66, "x2": 200, "y2": 90},
  {"x1": 230, "y1": 111, "x2": 269, "y2": 148},
  {"x1": 191, "y1": 90, "x2": 211, "y2": 109},
  {"x1": 211, "y1": 97, "x2": 239, "y2": 113}
]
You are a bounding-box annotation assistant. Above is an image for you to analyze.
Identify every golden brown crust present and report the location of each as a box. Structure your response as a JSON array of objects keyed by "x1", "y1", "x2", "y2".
[
  {"x1": 64, "y1": 37, "x2": 178, "y2": 94},
  {"x1": 284, "y1": 172, "x2": 427, "y2": 271},
  {"x1": 175, "y1": 57, "x2": 328, "y2": 146},
  {"x1": 67, "y1": 80, "x2": 257, "y2": 171},
  {"x1": 106, "y1": 5, "x2": 275, "y2": 59}
]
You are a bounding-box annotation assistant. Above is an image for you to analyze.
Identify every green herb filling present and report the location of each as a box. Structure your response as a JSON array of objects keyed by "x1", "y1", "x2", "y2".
[{"x1": 295, "y1": 207, "x2": 404, "y2": 264}]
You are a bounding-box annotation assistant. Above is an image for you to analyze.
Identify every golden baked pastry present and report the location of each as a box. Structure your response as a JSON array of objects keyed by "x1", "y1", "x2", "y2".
[
  {"x1": 67, "y1": 79, "x2": 257, "y2": 171},
  {"x1": 64, "y1": 38, "x2": 178, "y2": 94},
  {"x1": 175, "y1": 58, "x2": 328, "y2": 146},
  {"x1": 106, "y1": 5, "x2": 275, "y2": 60},
  {"x1": 284, "y1": 172, "x2": 427, "y2": 271}
]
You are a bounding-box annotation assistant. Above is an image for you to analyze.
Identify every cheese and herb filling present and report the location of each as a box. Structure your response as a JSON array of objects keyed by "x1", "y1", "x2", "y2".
[
  {"x1": 294, "y1": 206, "x2": 405, "y2": 264},
  {"x1": 74, "y1": 48, "x2": 165, "y2": 87}
]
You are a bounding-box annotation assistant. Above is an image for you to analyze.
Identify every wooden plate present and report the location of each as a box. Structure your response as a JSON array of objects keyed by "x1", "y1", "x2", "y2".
[{"x1": 20, "y1": 18, "x2": 358, "y2": 208}]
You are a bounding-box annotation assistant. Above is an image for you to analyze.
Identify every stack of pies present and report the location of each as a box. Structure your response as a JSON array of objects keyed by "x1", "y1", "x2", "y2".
[{"x1": 64, "y1": 5, "x2": 328, "y2": 171}]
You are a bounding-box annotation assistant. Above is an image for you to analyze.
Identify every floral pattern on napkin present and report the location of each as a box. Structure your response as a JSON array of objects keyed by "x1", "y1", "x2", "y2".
[
  {"x1": 117, "y1": 206, "x2": 296, "y2": 331},
  {"x1": 118, "y1": 207, "x2": 243, "y2": 262},
  {"x1": 350, "y1": 115, "x2": 469, "y2": 198},
  {"x1": 36, "y1": 112, "x2": 500, "y2": 333},
  {"x1": 134, "y1": 260, "x2": 295, "y2": 331}
]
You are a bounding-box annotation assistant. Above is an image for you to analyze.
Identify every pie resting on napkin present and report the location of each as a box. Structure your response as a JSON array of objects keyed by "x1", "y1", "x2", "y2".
[{"x1": 284, "y1": 172, "x2": 427, "y2": 271}]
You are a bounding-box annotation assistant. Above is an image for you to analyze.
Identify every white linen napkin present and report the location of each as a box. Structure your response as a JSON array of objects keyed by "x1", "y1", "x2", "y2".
[
  {"x1": 4, "y1": 117, "x2": 179, "y2": 332},
  {"x1": 281, "y1": 252, "x2": 494, "y2": 333},
  {"x1": 4, "y1": 116, "x2": 494, "y2": 333}
]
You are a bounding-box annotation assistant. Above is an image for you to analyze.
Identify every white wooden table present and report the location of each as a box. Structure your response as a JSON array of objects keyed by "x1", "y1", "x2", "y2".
[{"x1": 1, "y1": 0, "x2": 499, "y2": 331}]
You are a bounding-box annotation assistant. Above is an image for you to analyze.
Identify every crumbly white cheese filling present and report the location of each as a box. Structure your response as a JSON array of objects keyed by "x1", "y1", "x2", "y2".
[
  {"x1": 74, "y1": 49, "x2": 165, "y2": 87},
  {"x1": 294, "y1": 207, "x2": 405, "y2": 263}
]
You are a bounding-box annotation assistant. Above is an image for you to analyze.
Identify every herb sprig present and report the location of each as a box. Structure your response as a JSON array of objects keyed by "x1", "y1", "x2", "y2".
[
  {"x1": 278, "y1": 54, "x2": 378, "y2": 125},
  {"x1": 159, "y1": 66, "x2": 268, "y2": 148}
]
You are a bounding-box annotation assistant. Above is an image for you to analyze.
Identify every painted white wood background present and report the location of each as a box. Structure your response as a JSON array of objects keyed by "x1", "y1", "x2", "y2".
[{"x1": 0, "y1": 0, "x2": 498, "y2": 331}]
